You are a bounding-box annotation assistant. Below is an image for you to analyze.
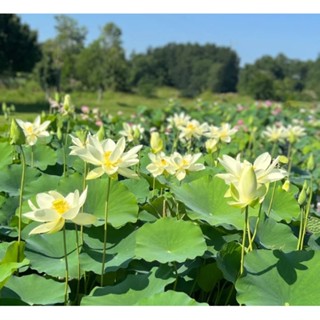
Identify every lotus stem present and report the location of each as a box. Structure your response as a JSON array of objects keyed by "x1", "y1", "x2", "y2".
[
  {"x1": 240, "y1": 206, "x2": 248, "y2": 276},
  {"x1": 62, "y1": 225, "x2": 69, "y2": 305},
  {"x1": 101, "y1": 176, "x2": 111, "y2": 286},
  {"x1": 18, "y1": 145, "x2": 26, "y2": 254}
]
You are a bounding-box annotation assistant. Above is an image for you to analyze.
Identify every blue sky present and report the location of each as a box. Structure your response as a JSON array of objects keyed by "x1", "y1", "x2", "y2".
[{"x1": 19, "y1": 14, "x2": 320, "y2": 66}]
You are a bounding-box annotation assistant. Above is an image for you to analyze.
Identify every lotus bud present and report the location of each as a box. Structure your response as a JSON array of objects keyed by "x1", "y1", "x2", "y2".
[
  {"x1": 150, "y1": 132, "x2": 163, "y2": 154},
  {"x1": 307, "y1": 153, "x2": 315, "y2": 171},
  {"x1": 10, "y1": 104, "x2": 15, "y2": 113},
  {"x1": 63, "y1": 94, "x2": 71, "y2": 113},
  {"x1": 9, "y1": 119, "x2": 25, "y2": 145},
  {"x1": 96, "y1": 125, "x2": 105, "y2": 141},
  {"x1": 205, "y1": 139, "x2": 218, "y2": 154},
  {"x1": 2, "y1": 102, "x2": 7, "y2": 113},
  {"x1": 282, "y1": 179, "x2": 290, "y2": 192},
  {"x1": 57, "y1": 127, "x2": 63, "y2": 141},
  {"x1": 279, "y1": 155, "x2": 288, "y2": 164},
  {"x1": 297, "y1": 188, "x2": 306, "y2": 206}
]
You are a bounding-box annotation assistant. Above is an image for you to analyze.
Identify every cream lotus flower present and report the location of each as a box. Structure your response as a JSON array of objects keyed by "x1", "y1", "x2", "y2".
[
  {"x1": 216, "y1": 152, "x2": 287, "y2": 187},
  {"x1": 23, "y1": 187, "x2": 96, "y2": 235},
  {"x1": 282, "y1": 125, "x2": 306, "y2": 143},
  {"x1": 146, "y1": 152, "x2": 171, "y2": 177},
  {"x1": 16, "y1": 115, "x2": 50, "y2": 146},
  {"x1": 166, "y1": 152, "x2": 205, "y2": 181},
  {"x1": 71, "y1": 135, "x2": 142, "y2": 180},
  {"x1": 205, "y1": 123, "x2": 237, "y2": 143},
  {"x1": 167, "y1": 112, "x2": 191, "y2": 129},
  {"x1": 261, "y1": 125, "x2": 285, "y2": 143},
  {"x1": 119, "y1": 123, "x2": 144, "y2": 142},
  {"x1": 179, "y1": 120, "x2": 208, "y2": 141},
  {"x1": 205, "y1": 138, "x2": 218, "y2": 154},
  {"x1": 228, "y1": 165, "x2": 267, "y2": 209}
]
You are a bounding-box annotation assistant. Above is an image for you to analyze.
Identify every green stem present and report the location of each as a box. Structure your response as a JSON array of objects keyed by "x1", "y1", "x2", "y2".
[
  {"x1": 287, "y1": 143, "x2": 293, "y2": 176},
  {"x1": 240, "y1": 206, "x2": 248, "y2": 276},
  {"x1": 250, "y1": 203, "x2": 263, "y2": 247},
  {"x1": 101, "y1": 176, "x2": 111, "y2": 287},
  {"x1": 266, "y1": 182, "x2": 277, "y2": 216},
  {"x1": 62, "y1": 225, "x2": 69, "y2": 305},
  {"x1": 63, "y1": 121, "x2": 70, "y2": 177},
  {"x1": 297, "y1": 207, "x2": 305, "y2": 250},
  {"x1": 225, "y1": 284, "x2": 234, "y2": 306},
  {"x1": 271, "y1": 143, "x2": 277, "y2": 158},
  {"x1": 300, "y1": 179, "x2": 313, "y2": 250},
  {"x1": 173, "y1": 262, "x2": 179, "y2": 291},
  {"x1": 74, "y1": 224, "x2": 81, "y2": 304},
  {"x1": 18, "y1": 146, "x2": 26, "y2": 249},
  {"x1": 246, "y1": 214, "x2": 253, "y2": 252},
  {"x1": 152, "y1": 177, "x2": 156, "y2": 198},
  {"x1": 30, "y1": 145, "x2": 34, "y2": 168}
]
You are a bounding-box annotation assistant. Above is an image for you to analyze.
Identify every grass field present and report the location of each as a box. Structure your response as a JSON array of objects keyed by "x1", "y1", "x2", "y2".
[{"x1": 0, "y1": 86, "x2": 315, "y2": 125}]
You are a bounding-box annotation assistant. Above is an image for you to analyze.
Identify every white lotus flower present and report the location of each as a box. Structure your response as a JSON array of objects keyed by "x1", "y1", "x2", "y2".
[
  {"x1": 282, "y1": 125, "x2": 306, "y2": 143},
  {"x1": 167, "y1": 112, "x2": 191, "y2": 129},
  {"x1": 23, "y1": 187, "x2": 96, "y2": 235},
  {"x1": 216, "y1": 152, "x2": 287, "y2": 188},
  {"x1": 228, "y1": 164, "x2": 267, "y2": 209},
  {"x1": 261, "y1": 125, "x2": 285, "y2": 143},
  {"x1": 71, "y1": 135, "x2": 142, "y2": 180},
  {"x1": 179, "y1": 120, "x2": 208, "y2": 141},
  {"x1": 166, "y1": 152, "x2": 205, "y2": 181},
  {"x1": 119, "y1": 123, "x2": 144, "y2": 142},
  {"x1": 16, "y1": 115, "x2": 50, "y2": 146},
  {"x1": 150, "y1": 132, "x2": 164, "y2": 154},
  {"x1": 205, "y1": 123, "x2": 237, "y2": 143},
  {"x1": 146, "y1": 152, "x2": 170, "y2": 177}
]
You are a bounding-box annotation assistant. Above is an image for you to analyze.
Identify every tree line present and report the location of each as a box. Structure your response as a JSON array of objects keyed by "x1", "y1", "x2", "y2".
[{"x1": 1, "y1": 14, "x2": 320, "y2": 101}]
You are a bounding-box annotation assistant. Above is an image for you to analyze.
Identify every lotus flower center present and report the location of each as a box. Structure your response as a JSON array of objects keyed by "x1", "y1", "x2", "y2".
[
  {"x1": 25, "y1": 125, "x2": 34, "y2": 135},
  {"x1": 104, "y1": 151, "x2": 121, "y2": 168},
  {"x1": 187, "y1": 123, "x2": 196, "y2": 131},
  {"x1": 160, "y1": 159, "x2": 167, "y2": 166},
  {"x1": 52, "y1": 199, "x2": 70, "y2": 214}
]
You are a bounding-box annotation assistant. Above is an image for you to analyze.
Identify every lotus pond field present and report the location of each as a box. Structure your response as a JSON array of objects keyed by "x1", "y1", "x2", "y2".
[{"x1": 0, "y1": 96, "x2": 320, "y2": 306}]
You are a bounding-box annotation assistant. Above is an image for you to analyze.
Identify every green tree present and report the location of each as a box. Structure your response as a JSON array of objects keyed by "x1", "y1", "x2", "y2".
[
  {"x1": 76, "y1": 23, "x2": 129, "y2": 100},
  {"x1": 0, "y1": 14, "x2": 41, "y2": 77}
]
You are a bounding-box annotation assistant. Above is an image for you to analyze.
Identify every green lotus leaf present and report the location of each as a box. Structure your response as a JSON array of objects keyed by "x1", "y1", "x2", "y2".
[
  {"x1": 0, "y1": 165, "x2": 39, "y2": 197},
  {"x1": 216, "y1": 241, "x2": 241, "y2": 283},
  {"x1": 135, "y1": 218, "x2": 207, "y2": 263},
  {"x1": 197, "y1": 262, "x2": 223, "y2": 293},
  {"x1": 24, "y1": 173, "x2": 60, "y2": 197},
  {"x1": 83, "y1": 178, "x2": 139, "y2": 228},
  {"x1": 137, "y1": 290, "x2": 208, "y2": 306},
  {"x1": 0, "y1": 298, "x2": 29, "y2": 306},
  {"x1": 0, "y1": 195, "x2": 18, "y2": 226},
  {"x1": 0, "y1": 142, "x2": 14, "y2": 168},
  {"x1": 24, "y1": 144, "x2": 58, "y2": 170},
  {"x1": 172, "y1": 176, "x2": 259, "y2": 230},
  {"x1": 0, "y1": 241, "x2": 29, "y2": 289},
  {"x1": 236, "y1": 250, "x2": 320, "y2": 305},
  {"x1": 253, "y1": 217, "x2": 298, "y2": 252},
  {"x1": 262, "y1": 185, "x2": 300, "y2": 222},
  {"x1": 81, "y1": 266, "x2": 175, "y2": 306},
  {"x1": 121, "y1": 177, "x2": 149, "y2": 203},
  {"x1": 80, "y1": 224, "x2": 137, "y2": 273},
  {"x1": 2, "y1": 274, "x2": 66, "y2": 305},
  {"x1": 22, "y1": 224, "x2": 80, "y2": 278}
]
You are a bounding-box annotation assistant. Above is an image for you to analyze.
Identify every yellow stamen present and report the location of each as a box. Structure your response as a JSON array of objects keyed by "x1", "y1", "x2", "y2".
[{"x1": 52, "y1": 199, "x2": 70, "y2": 214}]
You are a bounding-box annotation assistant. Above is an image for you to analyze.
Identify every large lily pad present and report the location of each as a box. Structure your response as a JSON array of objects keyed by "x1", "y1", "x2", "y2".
[
  {"x1": 81, "y1": 266, "x2": 175, "y2": 306},
  {"x1": 0, "y1": 165, "x2": 39, "y2": 197},
  {"x1": 253, "y1": 217, "x2": 298, "y2": 252},
  {"x1": 137, "y1": 290, "x2": 208, "y2": 306},
  {"x1": 24, "y1": 144, "x2": 58, "y2": 170},
  {"x1": 2, "y1": 274, "x2": 66, "y2": 305},
  {"x1": 262, "y1": 185, "x2": 300, "y2": 222},
  {"x1": 236, "y1": 250, "x2": 320, "y2": 305},
  {"x1": 172, "y1": 176, "x2": 258, "y2": 230},
  {"x1": 135, "y1": 218, "x2": 207, "y2": 263},
  {"x1": 0, "y1": 142, "x2": 14, "y2": 168}
]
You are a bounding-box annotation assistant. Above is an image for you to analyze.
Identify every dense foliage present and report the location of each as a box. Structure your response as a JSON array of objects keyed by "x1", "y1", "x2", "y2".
[{"x1": 0, "y1": 95, "x2": 319, "y2": 306}]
